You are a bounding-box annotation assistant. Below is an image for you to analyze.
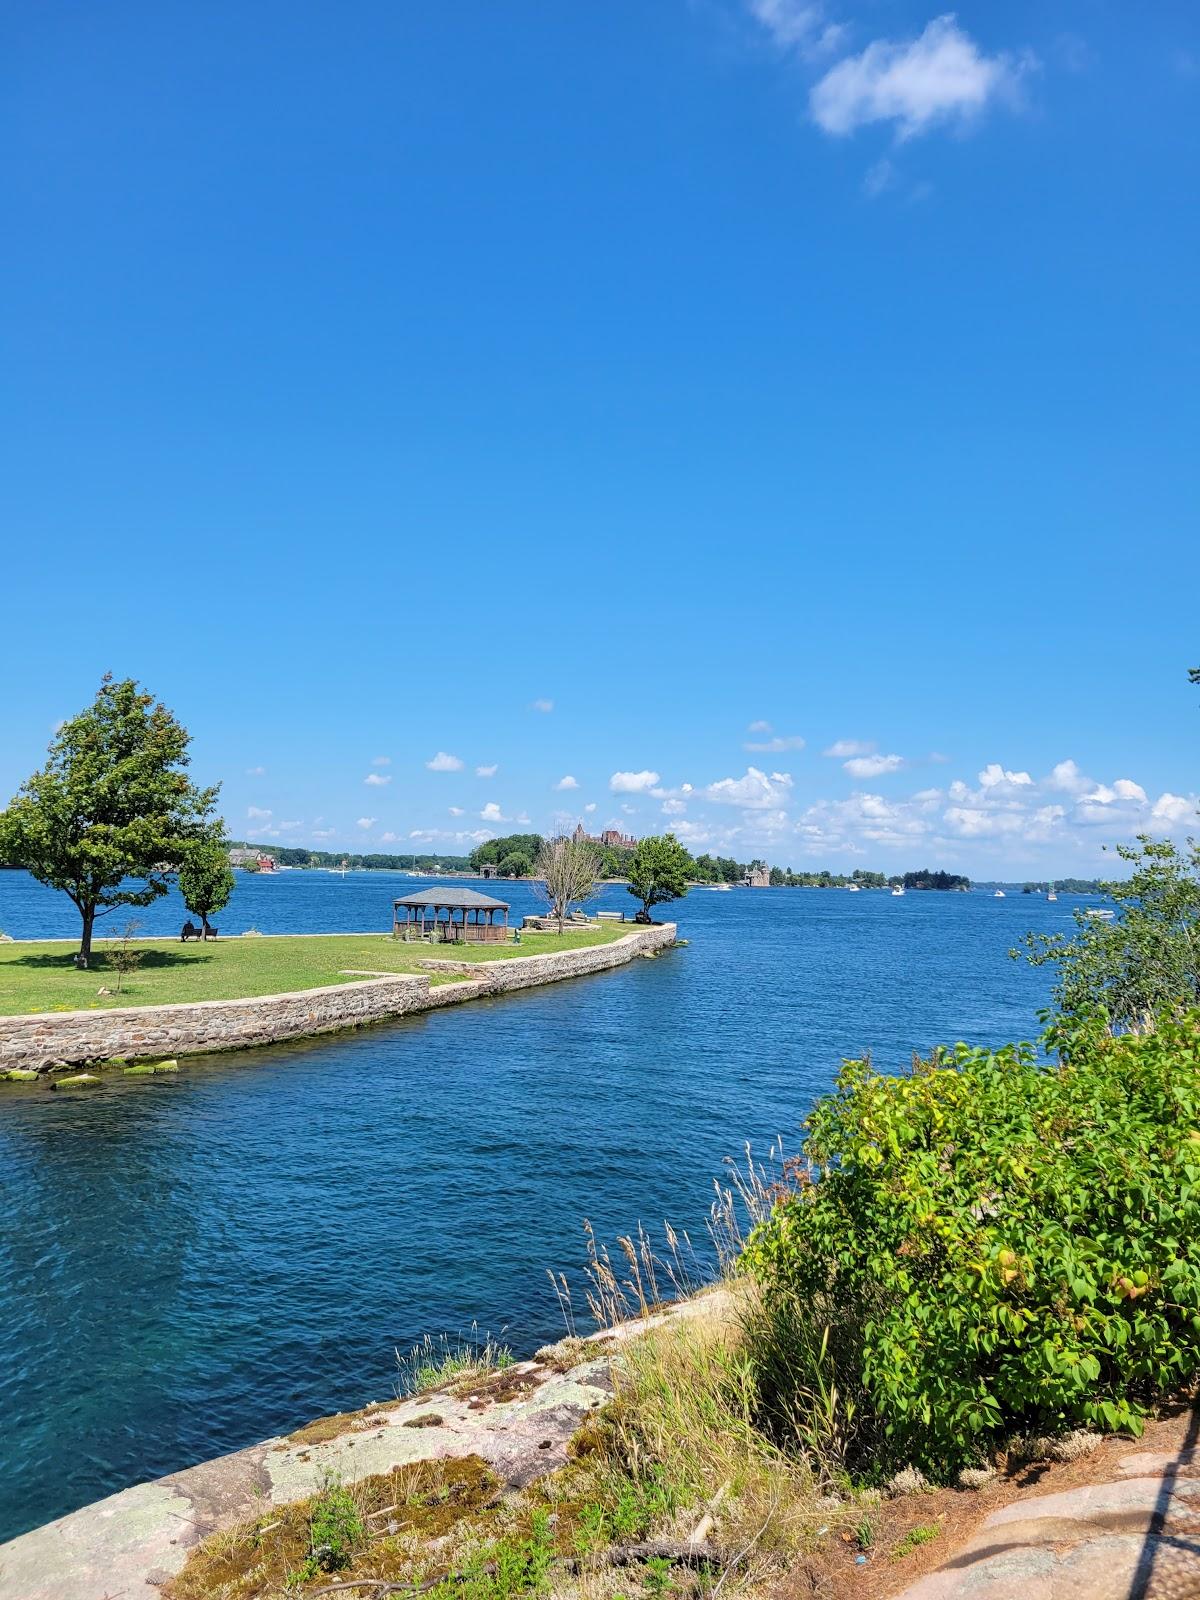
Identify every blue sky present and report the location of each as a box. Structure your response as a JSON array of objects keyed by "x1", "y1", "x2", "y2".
[{"x1": 2, "y1": 1, "x2": 1197, "y2": 874}]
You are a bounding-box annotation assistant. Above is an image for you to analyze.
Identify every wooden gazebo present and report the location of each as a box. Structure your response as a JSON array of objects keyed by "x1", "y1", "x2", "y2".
[{"x1": 393, "y1": 887, "x2": 510, "y2": 944}]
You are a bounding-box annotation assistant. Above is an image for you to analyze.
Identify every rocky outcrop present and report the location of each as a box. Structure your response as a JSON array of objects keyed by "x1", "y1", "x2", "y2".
[{"x1": 0, "y1": 1350, "x2": 616, "y2": 1600}]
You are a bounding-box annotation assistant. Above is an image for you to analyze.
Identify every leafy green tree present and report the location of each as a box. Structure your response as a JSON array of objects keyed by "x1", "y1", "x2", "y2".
[
  {"x1": 497, "y1": 851, "x2": 533, "y2": 878},
  {"x1": 178, "y1": 841, "x2": 235, "y2": 937},
  {"x1": 470, "y1": 832, "x2": 543, "y2": 870},
  {"x1": 627, "y1": 833, "x2": 692, "y2": 922},
  {"x1": 0, "y1": 675, "x2": 222, "y2": 966},
  {"x1": 1015, "y1": 834, "x2": 1200, "y2": 1030}
]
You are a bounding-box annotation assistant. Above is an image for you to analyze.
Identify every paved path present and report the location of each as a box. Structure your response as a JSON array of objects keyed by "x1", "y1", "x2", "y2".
[{"x1": 897, "y1": 1443, "x2": 1200, "y2": 1599}]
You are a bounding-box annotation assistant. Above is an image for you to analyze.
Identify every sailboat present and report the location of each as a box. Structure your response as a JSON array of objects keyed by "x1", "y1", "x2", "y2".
[{"x1": 1047, "y1": 881, "x2": 1057, "y2": 902}]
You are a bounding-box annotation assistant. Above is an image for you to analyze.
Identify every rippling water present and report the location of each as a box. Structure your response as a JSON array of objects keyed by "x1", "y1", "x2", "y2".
[{"x1": 0, "y1": 869, "x2": 1076, "y2": 1543}]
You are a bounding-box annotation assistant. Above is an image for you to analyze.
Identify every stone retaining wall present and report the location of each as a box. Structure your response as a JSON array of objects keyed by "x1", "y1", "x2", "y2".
[{"x1": 0, "y1": 923, "x2": 675, "y2": 1069}]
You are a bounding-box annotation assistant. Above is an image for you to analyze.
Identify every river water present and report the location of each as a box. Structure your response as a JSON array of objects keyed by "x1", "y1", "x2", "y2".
[{"x1": 0, "y1": 869, "x2": 1075, "y2": 1543}]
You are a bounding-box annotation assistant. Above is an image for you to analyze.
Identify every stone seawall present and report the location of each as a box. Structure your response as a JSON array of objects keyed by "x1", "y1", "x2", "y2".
[{"x1": 0, "y1": 923, "x2": 676, "y2": 1069}]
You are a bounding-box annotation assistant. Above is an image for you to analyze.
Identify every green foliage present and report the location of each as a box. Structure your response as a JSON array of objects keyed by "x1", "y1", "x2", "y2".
[
  {"x1": 1021, "y1": 879, "x2": 1101, "y2": 894},
  {"x1": 470, "y1": 833, "x2": 545, "y2": 871},
  {"x1": 627, "y1": 834, "x2": 692, "y2": 920},
  {"x1": 893, "y1": 1524, "x2": 940, "y2": 1559},
  {"x1": 741, "y1": 1017, "x2": 1200, "y2": 1478},
  {"x1": 901, "y1": 868, "x2": 971, "y2": 892},
  {"x1": 423, "y1": 1512, "x2": 555, "y2": 1600},
  {"x1": 305, "y1": 1475, "x2": 364, "y2": 1573},
  {"x1": 178, "y1": 841, "x2": 235, "y2": 930},
  {"x1": 0, "y1": 675, "x2": 222, "y2": 964},
  {"x1": 1015, "y1": 834, "x2": 1200, "y2": 1029},
  {"x1": 692, "y1": 852, "x2": 748, "y2": 884},
  {"x1": 227, "y1": 842, "x2": 475, "y2": 871},
  {"x1": 396, "y1": 1328, "x2": 515, "y2": 1395}
]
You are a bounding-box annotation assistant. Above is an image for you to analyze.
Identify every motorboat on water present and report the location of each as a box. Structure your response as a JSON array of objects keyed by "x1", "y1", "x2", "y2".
[
  {"x1": 994, "y1": 889, "x2": 1006, "y2": 898},
  {"x1": 1086, "y1": 907, "x2": 1116, "y2": 920},
  {"x1": 891, "y1": 886, "x2": 905, "y2": 896}
]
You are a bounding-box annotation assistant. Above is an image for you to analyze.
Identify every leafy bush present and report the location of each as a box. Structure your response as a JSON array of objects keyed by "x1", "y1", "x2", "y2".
[
  {"x1": 306, "y1": 1475, "x2": 364, "y2": 1572},
  {"x1": 741, "y1": 1016, "x2": 1200, "y2": 1478},
  {"x1": 1015, "y1": 835, "x2": 1200, "y2": 1029}
]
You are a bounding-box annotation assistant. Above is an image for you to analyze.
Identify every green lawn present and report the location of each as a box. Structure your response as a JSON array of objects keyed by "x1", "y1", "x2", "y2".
[{"x1": 0, "y1": 924, "x2": 633, "y2": 1016}]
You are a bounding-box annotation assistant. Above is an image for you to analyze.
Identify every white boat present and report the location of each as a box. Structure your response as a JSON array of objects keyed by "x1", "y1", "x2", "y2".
[
  {"x1": 891, "y1": 886, "x2": 905, "y2": 896},
  {"x1": 702, "y1": 883, "x2": 732, "y2": 891},
  {"x1": 1086, "y1": 907, "x2": 1115, "y2": 920},
  {"x1": 994, "y1": 889, "x2": 1006, "y2": 898},
  {"x1": 1047, "y1": 882, "x2": 1058, "y2": 902},
  {"x1": 847, "y1": 883, "x2": 861, "y2": 892}
]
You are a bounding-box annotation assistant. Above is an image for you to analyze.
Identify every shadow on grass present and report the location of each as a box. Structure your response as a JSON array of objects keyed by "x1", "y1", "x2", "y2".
[{"x1": 6, "y1": 949, "x2": 210, "y2": 972}]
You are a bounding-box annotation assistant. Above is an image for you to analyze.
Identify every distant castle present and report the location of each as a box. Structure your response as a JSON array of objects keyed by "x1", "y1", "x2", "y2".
[{"x1": 573, "y1": 822, "x2": 638, "y2": 851}]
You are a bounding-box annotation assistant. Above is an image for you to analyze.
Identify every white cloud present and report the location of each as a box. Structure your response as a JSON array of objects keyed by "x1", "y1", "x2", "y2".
[
  {"x1": 426, "y1": 751, "x2": 464, "y2": 772},
  {"x1": 704, "y1": 767, "x2": 794, "y2": 809},
  {"x1": 555, "y1": 775, "x2": 579, "y2": 791},
  {"x1": 245, "y1": 765, "x2": 266, "y2": 777},
  {"x1": 379, "y1": 831, "x2": 398, "y2": 844},
  {"x1": 610, "y1": 770, "x2": 661, "y2": 793},
  {"x1": 476, "y1": 763, "x2": 498, "y2": 778},
  {"x1": 409, "y1": 827, "x2": 494, "y2": 845},
  {"x1": 449, "y1": 806, "x2": 464, "y2": 817},
  {"x1": 978, "y1": 763, "x2": 1032, "y2": 789},
  {"x1": 1045, "y1": 759, "x2": 1091, "y2": 795},
  {"x1": 364, "y1": 772, "x2": 392, "y2": 787},
  {"x1": 844, "y1": 753, "x2": 905, "y2": 778},
  {"x1": 311, "y1": 827, "x2": 335, "y2": 840},
  {"x1": 370, "y1": 756, "x2": 391, "y2": 768},
  {"x1": 531, "y1": 698, "x2": 554, "y2": 713},
  {"x1": 356, "y1": 816, "x2": 376, "y2": 830},
  {"x1": 584, "y1": 802, "x2": 597, "y2": 813},
  {"x1": 744, "y1": 734, "x2": 806, "y2": 753},
  {"x1": 480, "y1": 802, "x2": 506, "y2": 823},
  {"x1": 247, "y1": 805, "x2": 272, "y2": 821},
  {"x1": 279, "y1": 819, "x2": 302, "y2": 832},
  {"x1": 1112, "y1": 779, "x2": 1148, "y2": 802},
  {"x1": 782, "y1": 759, "x2": 1200, "y2": 866},
  {"x1": 1152, "y1": 793, "x2": 1196, "y2": 825},
  {"x1": 747, "y1": 0, "x2": 846, "y2": 58},
  {"x1": 747, "y1": 719, "x2": 773, "y2": 734},
  {"x1": 662, "y1": 798, "x2": 687, "y2": 816},
  {"x1": 823, "y1": 739, "x2": 875, "y2": 758},
  {"x1": 810, "y1": 14, "x2": 1032, "y2": 140}
]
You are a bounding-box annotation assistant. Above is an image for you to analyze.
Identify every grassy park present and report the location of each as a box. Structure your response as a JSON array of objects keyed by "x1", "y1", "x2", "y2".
[{"x1": 0, "y1": 923, "x2": 633, "y2": 1016}]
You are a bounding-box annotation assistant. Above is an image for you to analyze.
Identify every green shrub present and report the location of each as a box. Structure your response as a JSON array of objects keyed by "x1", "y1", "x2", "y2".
[
  {"x1": 306, "y1": 1475, "x2": 364, "y2": 1572},
  {"x1": 741, "y1": 1016, "x2": 1200, "y2": 1479}
]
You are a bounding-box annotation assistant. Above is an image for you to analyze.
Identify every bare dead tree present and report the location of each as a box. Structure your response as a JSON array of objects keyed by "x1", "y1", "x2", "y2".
[{"x1": 534, "y1": 833, "x2": 601, "y2": 932}]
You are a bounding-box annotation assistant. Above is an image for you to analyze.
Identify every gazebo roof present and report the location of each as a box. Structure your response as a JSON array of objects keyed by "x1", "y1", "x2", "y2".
[{"x1": 393, "y1": 887, "x2": 510, "y2": 911}]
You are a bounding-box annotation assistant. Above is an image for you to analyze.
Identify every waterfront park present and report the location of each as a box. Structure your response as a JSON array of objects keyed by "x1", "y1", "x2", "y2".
[{"x1": 3, "y1": 8, "x2": 1199, "y2": 1596}]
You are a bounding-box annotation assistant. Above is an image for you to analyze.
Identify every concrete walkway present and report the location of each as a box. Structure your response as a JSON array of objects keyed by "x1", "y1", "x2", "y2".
[{"x1": 896, "y1": 1441, "x2": 1200, "y2": 1599}]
